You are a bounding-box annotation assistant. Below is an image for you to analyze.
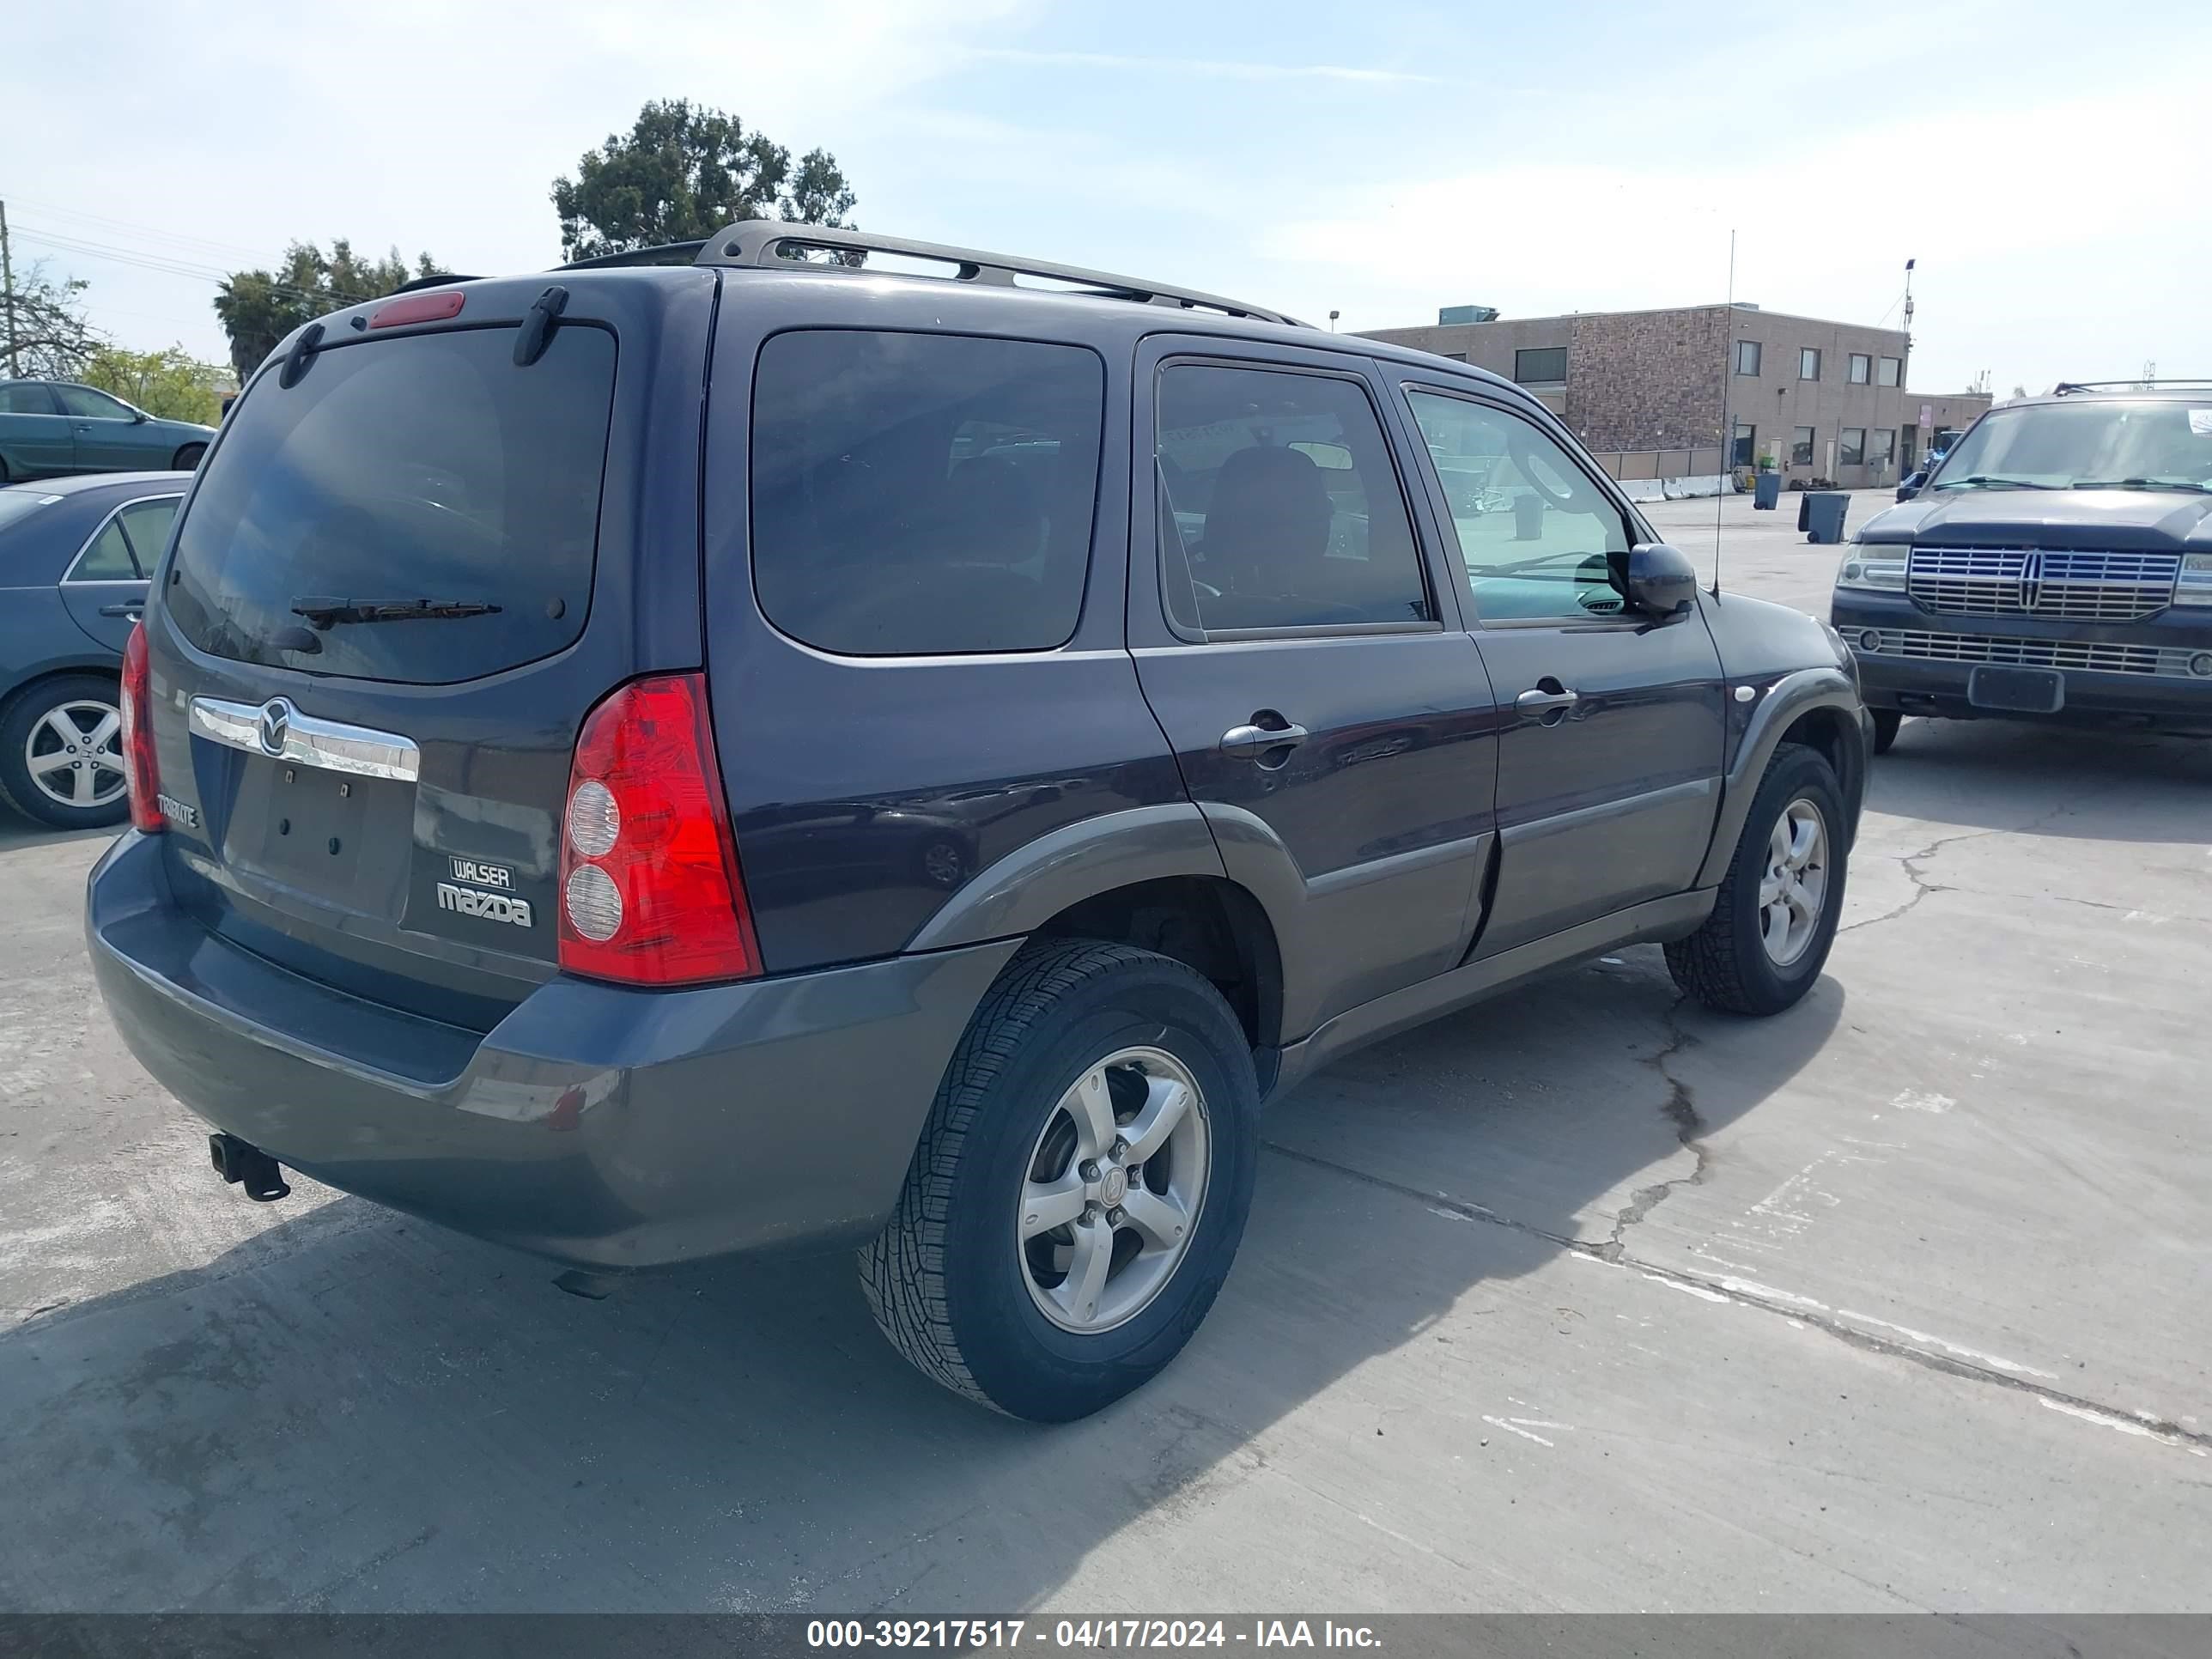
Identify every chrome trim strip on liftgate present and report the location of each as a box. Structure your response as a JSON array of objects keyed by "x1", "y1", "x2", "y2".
[{"x1": 187, "y1": 696, "x2": 421, "y2": 782}]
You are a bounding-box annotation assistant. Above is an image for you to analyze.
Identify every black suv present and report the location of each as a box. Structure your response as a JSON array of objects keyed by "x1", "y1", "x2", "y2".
[
  {"x1": 1838, "y1": 381, "x2": 2212, "y2": 751},
  {"x1": 86, "y1": 222, "x2": 1868, "y2": 1421}
]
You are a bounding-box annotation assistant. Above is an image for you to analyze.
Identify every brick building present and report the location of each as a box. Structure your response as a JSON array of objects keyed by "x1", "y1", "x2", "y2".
[{"x1": 1361, "y1": 303, "x2": 1990, "y2": 489}]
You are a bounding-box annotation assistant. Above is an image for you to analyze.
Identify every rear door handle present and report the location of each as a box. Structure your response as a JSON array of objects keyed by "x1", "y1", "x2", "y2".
[
  {"x1": 99, "y1": 604, "x2": 144, "y2": 618},
  {"x1": 1220, "y1": 718, "x2": 1310, "y2": 759}
]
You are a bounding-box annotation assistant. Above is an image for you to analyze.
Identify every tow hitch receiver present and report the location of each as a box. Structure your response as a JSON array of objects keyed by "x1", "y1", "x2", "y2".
[{"x1": 209, "y1": 1133, "x2": 291, "y2": 1202}]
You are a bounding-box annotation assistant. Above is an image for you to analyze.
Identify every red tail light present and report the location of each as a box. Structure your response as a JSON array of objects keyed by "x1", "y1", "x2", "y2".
[
  {"x1": 120, "y1": 622, "x2": 164, "y2": 835},
  {"x1": 556, "y1": 674, "x2": 760, "y2": 985}
]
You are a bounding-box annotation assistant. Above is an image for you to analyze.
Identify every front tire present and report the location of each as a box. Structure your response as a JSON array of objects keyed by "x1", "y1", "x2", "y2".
[
  {"x1": 0, "y1": 675, "x2": 131, "y2": 830},
  {"x1": 861, "y1": 939, "x2": 1259, "y2": 1421},
  {"x1": 1665, "y1": 744, "x2": 1848, "y2": 1016}
]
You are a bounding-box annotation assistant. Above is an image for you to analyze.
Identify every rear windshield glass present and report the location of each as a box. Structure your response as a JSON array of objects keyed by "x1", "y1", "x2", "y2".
[
  {"x1": 750, "y1": 330, "x2": 1103, "y2": 655},
  {"x1": 167, "y1": 324, "x2": 617, "y2": 684}
]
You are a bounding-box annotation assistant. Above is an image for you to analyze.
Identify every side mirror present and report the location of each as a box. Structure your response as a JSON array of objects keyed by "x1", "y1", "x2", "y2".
[
  {"x1": 1895, "y1": 475, "x2": 1921, "y2": 502},
  {"x1": 131, "y1": 408, "x2": 148, "y2": 423},
  {"x1": 1614, "y1": 543, "x2": 1699, "y2": 620}
]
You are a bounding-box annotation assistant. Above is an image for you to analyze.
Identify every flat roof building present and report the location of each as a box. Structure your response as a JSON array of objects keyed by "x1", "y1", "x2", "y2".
[{"x1": 1361, "y1": 303, "x2": 1990, "y2": 489}]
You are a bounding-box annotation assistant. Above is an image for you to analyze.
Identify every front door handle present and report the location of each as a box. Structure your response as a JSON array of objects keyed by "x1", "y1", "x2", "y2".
[
  {"x1": 1220, "y1": 716, "x2": 1310, "y2": 760},
  {"x1": 1515, "y1": 681, "x2": 1580, "y2": 724}
]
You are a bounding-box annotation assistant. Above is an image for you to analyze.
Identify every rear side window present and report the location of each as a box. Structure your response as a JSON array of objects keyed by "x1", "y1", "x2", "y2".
[
  {"x1": 167, "y1": 325, "x2": 617, "y2": 685},
  {"x1": 1155, "y1": 363, "x2": 1430, "y2": 633},
  {"x1": 1, "y1": 385, "x2": 59, "y2": 415},
  {"x1": 750, "y1": 330, "x2": 1104, "y2": 655},
  {"x1": 74, "y1": 518, "x2": 143, "y2": 581}
]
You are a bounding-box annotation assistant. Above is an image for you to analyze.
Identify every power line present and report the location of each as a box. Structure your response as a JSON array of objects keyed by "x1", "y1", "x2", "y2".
[{"x1": 0, "y1": 190, "x2": 284, "y2": 265}]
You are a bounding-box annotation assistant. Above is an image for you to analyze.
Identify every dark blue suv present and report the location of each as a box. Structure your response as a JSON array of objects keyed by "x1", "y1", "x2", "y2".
[{"x1": 85, "y1": 223, "x2": 1868, "y2": 1419}]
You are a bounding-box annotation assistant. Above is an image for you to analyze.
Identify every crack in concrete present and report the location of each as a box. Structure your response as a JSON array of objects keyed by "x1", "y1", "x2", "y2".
[
  {"x1": 1601, "y1": 996, "x2": 1709, "y2": 1261},
  {"x1": 1838, "y1": 793, "x2": 2092, "y2": 937},
  {"x1": 1258, "y1": 1139, "x2": 2212, "y2": 1458}
]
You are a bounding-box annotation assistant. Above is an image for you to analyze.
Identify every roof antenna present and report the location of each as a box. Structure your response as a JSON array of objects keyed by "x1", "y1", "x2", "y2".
[{"x1": 1711, "y1": 228, "x2": 1736, "y2": 599}]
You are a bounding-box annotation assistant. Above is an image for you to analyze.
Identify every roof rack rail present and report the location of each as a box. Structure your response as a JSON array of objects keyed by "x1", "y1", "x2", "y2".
[
  {"x1": 694, "y1": 220, "x2": 1309, "y2": 328},
  {"x1": 2052, "y1": 379, "x2": 2212, "y2": 395},
  {"x1": 555, "y1": 240, "x2": 710, "y2": 271}
]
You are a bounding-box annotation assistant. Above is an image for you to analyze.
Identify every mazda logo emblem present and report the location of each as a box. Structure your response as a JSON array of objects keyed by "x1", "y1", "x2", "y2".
[{"x1": 257, "y1": 698, "x2": 295, "y2": 758}]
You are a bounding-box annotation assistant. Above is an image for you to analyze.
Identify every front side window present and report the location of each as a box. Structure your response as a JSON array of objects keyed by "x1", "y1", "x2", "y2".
[
  {"x1": 1513, "y1": 347, "x2": 1569, "y2": 386},
  {"x1": 1878, "y1": 356, "x2": 1902, "y2": 387},
  {"x1": 1404, "y1": 388, "x2": 1631, "y2": 623},
  {"x1": 1791, "y1": 426, "x2": 1816, "y2": 467},
  {"x1": 55, "y1": 386, "x2": 134, "y2": 421},
  {"x1": 752, "y1": 331, "x2": 1104, "y2": 656},
  {"x1": 1868, "y1": 428, "x2": 1896, "y2": 468},
  {"x1": 1799, "y1": 348, "x2": 1822, "y2": 381},
  {"x1": 1735, "y1": 340, "x2": 1762, "y2": 376},
  {"x1": 1158, "y1": 364, "x2": 1429, "y2": 634},
  {"x1": 1840, "y1": 428, "x2": 1867, "y2": 466},
  {"x1": 1849, "y1": 354, "x2": 1872, "y2": 385}
]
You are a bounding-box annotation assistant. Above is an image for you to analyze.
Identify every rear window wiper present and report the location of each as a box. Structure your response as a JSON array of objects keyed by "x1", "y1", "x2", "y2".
[
  {"x1": 292, "y1": 596, "x2": 503, "y2": 629},
  {"x1": 2070, "y1": 478, "x2": 2212, "y2": 494},
  {"x1": 1931, "y1": 475, "x2": 2058, "y2": 490}
]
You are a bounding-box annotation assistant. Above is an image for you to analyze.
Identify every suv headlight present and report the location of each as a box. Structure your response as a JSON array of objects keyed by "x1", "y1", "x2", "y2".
[
  {"x1": 2176, "y1": 553, "x2": 2212, "y2": 607},
  {"x1": 1835, "y1": 544, "x2": 1909, "y2": 592}
]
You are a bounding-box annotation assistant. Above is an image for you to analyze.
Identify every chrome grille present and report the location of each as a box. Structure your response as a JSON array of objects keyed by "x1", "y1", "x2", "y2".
[
  {"x1": 1856, "y1": 629, "x2": 2202, "y2": 678},
  {"x1": 1906, "y1": 547, "x2": 2180, "y2": 622}
]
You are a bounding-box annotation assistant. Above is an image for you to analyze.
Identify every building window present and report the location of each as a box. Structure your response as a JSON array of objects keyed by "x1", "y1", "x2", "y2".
[
  {"x1": 1848, "y1": 353, "x2": 1871, "y2": 385},
  {"x1": 1878, "y1": 356, "x2": 1902, "y2": 387},
  {"x1": 1839, "y1": 427, "x2": 1866, "y2": 466},
  {"x1": 1443, "y1": 351, "x2": 1468, "y2": 363},
  {"x1": 1790, "y1": 426, "x2": 1815, "y2": 467},
  {"x1": 1799, "y1": 347, "x2": 1822, "y2": 381},
  {"x1": 1731, "y1": 422, "x2": 1756, "y2": 468},
  {"x1": 1735, "y1": 339, "x2": 1762, "y2": 376},
  {"x1": 1513, "y1": 347, "x2": 1568, "y2": 385},
  {"x1": 1868, "y1": 428, "x2": 1895, "y2": 468}
]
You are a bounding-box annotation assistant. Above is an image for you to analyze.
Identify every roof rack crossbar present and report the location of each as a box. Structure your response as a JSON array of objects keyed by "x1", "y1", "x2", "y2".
[
  {"x1": 556, "y1": 240, "x2": 710, "y2": 271},
  {"x1": 695, "y1": 220, "x2": 1309, "y2": 328},
  {"x1": 2052, "y1": 379, "x2": 2212, "y2": 394}
]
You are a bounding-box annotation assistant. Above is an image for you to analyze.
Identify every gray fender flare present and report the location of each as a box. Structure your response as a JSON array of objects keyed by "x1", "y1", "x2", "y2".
[
  {"x1": 903, "y1": 804, "x2": 1231, "y2": 952},
  {"x1": 1695, "y1": 665, "x2": 1868, "y2": 890}
]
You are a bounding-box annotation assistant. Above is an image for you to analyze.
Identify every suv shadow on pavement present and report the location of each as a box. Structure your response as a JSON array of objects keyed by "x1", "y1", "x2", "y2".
[
  {"x1": 0, "y1": 951, "x2": 1839, "y2": 1613},
  {"x1": 1865, "y1": 723, "x2": 2212, "y2": 843}
]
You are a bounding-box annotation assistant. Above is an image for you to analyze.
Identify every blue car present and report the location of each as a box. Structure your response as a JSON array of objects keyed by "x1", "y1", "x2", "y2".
[
  {"x1": 0, "y1": 380, "x2": 216, "y2": 484},
  {"x1": 0, "y1": 471, "x2": 190, "y2": 827}
]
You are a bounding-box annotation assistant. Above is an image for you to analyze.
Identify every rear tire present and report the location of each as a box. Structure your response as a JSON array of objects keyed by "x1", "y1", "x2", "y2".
[
  {"x1": 861, "y1": 938, "x2": 1259, "y2": 1421},
  {"x1": 1870, "y1": 709, "x2": 1902, "y2": 755},
  {"x1": 172, "y1": 444, "x2": 207, "y2": 471},
  {"x1": 1665, "y1": 744, "x2": 1847, "y2": 1016},
  {"x1": 0, "y1": 674, "x2": 132, "y2": 830}
]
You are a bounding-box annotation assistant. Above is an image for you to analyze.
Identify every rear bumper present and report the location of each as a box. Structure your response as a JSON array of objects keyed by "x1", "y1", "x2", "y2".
[
  {"x1": 87, "y1": 832, "x2": 1018, "y2": 1269},
  {"x1": 1833, "y1": 595, "x2": 2212, "y2": 735}
]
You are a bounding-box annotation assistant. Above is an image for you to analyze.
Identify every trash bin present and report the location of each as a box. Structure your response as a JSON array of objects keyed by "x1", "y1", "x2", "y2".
[
  {"x1": 1801, "y1": 490, "x2": 1849, "y2": 544},
  {"x1": 1514, "y1": 494, "x2": 1544, "y2": 542},
  {"x1": 1753, "y1": 471, "x2": 1782, "y2": 510}
]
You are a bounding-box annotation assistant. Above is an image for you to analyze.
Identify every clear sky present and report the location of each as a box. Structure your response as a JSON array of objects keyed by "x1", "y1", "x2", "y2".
[{"x1": 6, "y1": 0, "x2": 2205, "y2": 396}]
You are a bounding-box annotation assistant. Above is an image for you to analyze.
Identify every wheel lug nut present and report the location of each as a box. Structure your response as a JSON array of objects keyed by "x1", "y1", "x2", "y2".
[
  {"x1": 1108, "y1": 1207, "x2": 1127, "y2": 1226},
  {"x1": 1079, "y1": 1160, "x2": 1100, "y2": 1182},
  {"x1": 1084, "y1": 1201, "x2": 1102, "y2": 1221},
  {"x1": 1111, "y1": 1138, "x2": 1129, "y2": 1159}
]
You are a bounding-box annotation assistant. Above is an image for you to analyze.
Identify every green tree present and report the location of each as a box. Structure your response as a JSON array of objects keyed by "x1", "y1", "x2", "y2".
[
  {"x1": 3, "y1": 261, "x2": 99, "y2": 381},
  {"x1": 550, "y1": 99, "x2": 856, "y2": 261},
  {"x1": 212, "y1": 240, "x2": 447, "y2": 380},
  {"x1": 80, "y1": 343, "x2": 231, "y2": 425}
]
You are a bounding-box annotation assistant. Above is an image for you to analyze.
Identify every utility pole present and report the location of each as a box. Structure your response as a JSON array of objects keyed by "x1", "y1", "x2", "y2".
[{"x1": 2, "y1": 198, "x2": 18, "y2": 378}]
